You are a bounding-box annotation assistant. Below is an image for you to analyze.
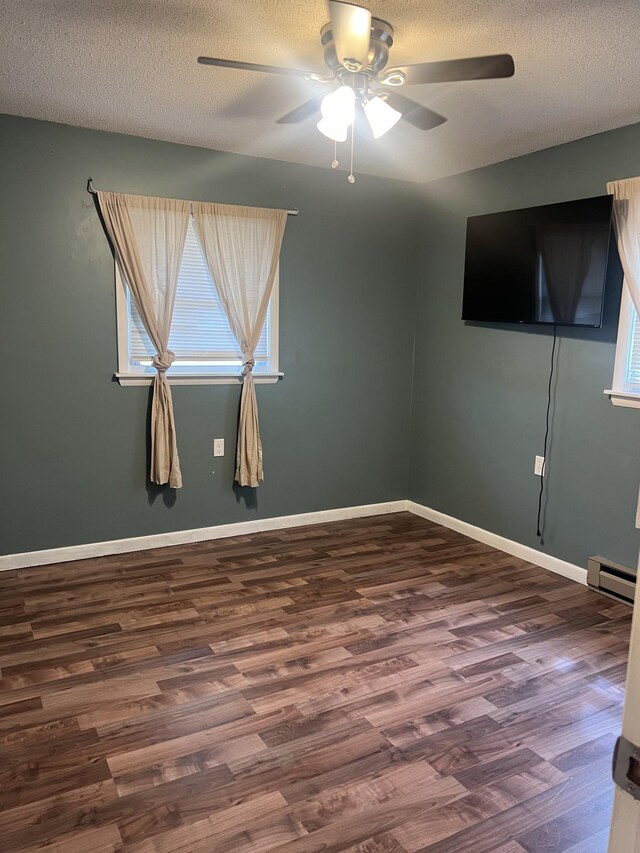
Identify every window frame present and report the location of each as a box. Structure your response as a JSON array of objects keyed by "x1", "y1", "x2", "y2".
[
  {"x1": 605, "y1": 286, "x2": 640, "y2": 409},
  {"x1": 113, "y1": 255, "x2": 282, "y2": 387}
]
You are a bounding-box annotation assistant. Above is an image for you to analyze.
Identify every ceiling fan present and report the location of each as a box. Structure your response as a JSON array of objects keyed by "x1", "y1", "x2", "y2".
[{"x1": 198, "y1": 1, "x2": 514, "y2": 181}]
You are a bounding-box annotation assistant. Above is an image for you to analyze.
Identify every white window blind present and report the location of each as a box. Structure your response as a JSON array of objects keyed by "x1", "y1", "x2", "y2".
[
  {"x1": 628, "y1": 308, "x2": 640, "y2": 386},
  {"x1": 128, "y1": 217, "x2": 269, "y2": 368}
]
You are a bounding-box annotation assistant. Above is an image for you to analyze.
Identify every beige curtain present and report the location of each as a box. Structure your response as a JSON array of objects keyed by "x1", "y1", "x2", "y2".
[
  {"x1": 98, "y1": 191, "x2": 190, "y2": 488},
  {"x1": 607, "y1": 177, "x2": 640, "y2": 527},
  {"x1": 608, "y1": 177, "x2": 640, "y2": 318},
  {"x1": 193, "y1": 203, "x2": 287, "y2": 487}
]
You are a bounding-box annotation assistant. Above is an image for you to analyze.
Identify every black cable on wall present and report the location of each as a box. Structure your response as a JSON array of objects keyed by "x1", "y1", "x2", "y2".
[{"x1": 537, "y1": 324, "x2": 558, "y2": 539}]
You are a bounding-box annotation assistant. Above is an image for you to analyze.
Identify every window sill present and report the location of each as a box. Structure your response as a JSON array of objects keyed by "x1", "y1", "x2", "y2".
[
  {"x1": 604, "y1": 389, "x2": 640, "y2": 409},
  {"x1": 115, "y1": 372, "x2": 283, "y2": 386}
]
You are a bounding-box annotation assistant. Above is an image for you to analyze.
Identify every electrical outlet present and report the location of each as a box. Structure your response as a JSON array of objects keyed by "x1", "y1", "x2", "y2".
[
  {"x1": 534, "y1": 455, "x2": 545, "y2": 476},
  {"x1": 213, "y1": 438, "x2": 225, "y2": 457}
]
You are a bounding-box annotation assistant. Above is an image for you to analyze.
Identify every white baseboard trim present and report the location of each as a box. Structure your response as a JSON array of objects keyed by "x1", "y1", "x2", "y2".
[
  {"x1": 0, "y1": 498, "x2": 587, "y2": 586},
  {"x1": 0, "y1": 501, "x2": 408, "y2": 572},
  {"x1": 406, "y1": 501, "x2": 587, "y2": 585}
]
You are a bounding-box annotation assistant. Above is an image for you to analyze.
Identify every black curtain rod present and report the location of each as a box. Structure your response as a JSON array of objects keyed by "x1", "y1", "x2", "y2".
[{"x1": 86, "y1": 179, "x2": 299, "y2": 215}]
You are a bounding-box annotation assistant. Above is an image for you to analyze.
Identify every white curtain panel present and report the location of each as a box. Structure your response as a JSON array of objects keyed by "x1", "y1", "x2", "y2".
[
  {"x1": 193, "y1": 203, "x2": 287, "y2": 487},
  {"x1": 98, "y1": 191, "x2": 190, "y2": 488},
  {"x1": 607, "y1": 177, "x2": 640, "y2": 317},
  {"x1": 607, "y1": 176, "x2": 640, "y2": 527}
]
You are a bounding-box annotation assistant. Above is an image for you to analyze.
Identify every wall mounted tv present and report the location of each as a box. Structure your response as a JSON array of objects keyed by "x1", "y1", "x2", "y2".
[{"x1": 462, "y1": 195, "x2": 614, "y2": 327}]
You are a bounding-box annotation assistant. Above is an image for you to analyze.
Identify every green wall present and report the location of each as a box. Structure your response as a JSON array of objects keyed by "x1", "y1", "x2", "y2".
[
  {"x1": 0, "y1": 114, "x2": 420, "y2": 555},
  {"x1": 410, "y1": 122, "x2": 640, "y2": 569}
]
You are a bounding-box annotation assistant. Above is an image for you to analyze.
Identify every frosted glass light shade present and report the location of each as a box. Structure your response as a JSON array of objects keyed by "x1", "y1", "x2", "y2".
[
  {"x1": 363, "y1": 96, "x2": 402, "y2": 138},
  {"x1": 321, "y1": 86, "x2": 356, "y2": 124},
  {"x1": 316, "y1": 85, "x2": 356, "y2": 142},
  {"x1": 316, "y1": 117, "x2": 349, "y2": 142}
]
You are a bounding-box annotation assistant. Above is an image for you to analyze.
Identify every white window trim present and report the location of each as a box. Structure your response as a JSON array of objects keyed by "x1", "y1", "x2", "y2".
[
  {"x1": 604, "y1": 285, "x2": 640, "y2": 409},
  {"x1": 114, "y1": 267, "x2": 282, "y2": 386}
]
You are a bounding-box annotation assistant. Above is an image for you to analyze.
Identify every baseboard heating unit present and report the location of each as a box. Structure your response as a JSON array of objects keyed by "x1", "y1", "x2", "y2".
[{"x1": 587, "y1": 555, "x2": 637, "y2": 605}]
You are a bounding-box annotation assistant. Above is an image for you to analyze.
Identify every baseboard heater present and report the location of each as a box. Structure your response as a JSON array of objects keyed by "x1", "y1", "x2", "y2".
[{"x1": 587, "y1": 555, "x2": 636, "y2": 605}]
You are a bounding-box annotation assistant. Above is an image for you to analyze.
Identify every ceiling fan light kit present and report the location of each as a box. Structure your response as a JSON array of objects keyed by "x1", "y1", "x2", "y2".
[{"x1": 198, "y1": 0, "x2": 515, "y2": 183}]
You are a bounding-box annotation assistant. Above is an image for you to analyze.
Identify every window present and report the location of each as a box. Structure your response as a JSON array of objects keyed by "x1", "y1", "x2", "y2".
[
  {"x1": 115, "y1": 217, "x2": 280, "y2": 385},
  {"x1": 607, "y1": 288, "x2": 640, "y2": 408}
]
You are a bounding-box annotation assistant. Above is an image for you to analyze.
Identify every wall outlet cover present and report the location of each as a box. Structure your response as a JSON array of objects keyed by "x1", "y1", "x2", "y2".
[{"x1": 213, "y1": 438, "x2": 225, "y2": 457}]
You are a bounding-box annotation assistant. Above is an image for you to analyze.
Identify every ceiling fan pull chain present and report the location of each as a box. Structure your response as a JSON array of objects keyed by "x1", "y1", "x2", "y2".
[
  {"x1": 331, "y1": 140, "x2": 339, "y2": 169},
  {"x1": 348, "y1": 118, "x2": 356, "y2": 183}
]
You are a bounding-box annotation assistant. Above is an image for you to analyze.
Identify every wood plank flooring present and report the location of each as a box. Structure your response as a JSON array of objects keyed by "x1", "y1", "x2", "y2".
[{"x1": 0, "y1": 512, "x2": 631, "y2": 852}]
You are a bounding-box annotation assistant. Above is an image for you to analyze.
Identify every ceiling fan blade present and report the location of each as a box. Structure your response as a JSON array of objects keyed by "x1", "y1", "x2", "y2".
[
  {"x1": 381, "y1": 54, "x2": 515, "y2": 86},
  {"x1": 276, "y1": 96, "x2": 324, "y2": 124},
  {"x1": 328, "y1": 1, "x2": 372, "y2": 69},
  {"x1": 197, "y1": 56, "x2": 314, "y2": 79},
  {"x1": 381, "y1": 93, "x2": 447, "y2": 131}
]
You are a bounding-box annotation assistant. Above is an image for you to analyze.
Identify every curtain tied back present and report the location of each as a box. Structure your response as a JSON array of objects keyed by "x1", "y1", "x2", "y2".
[
  {"x1": 97, "y1": 191, "x2": 190, "y2": 489},
  {"x1": 193, "y1": 202, "x2": 287, "y2": 487},
  {"x1": 241, "y1": 343, "x2": 255, "y2": 376},
  {"x1": 152, "y1": 350, "x2": 176, "y2": 373},
  {"x1": 97, "y1": 191, "x2": 287, "y2": 490}
]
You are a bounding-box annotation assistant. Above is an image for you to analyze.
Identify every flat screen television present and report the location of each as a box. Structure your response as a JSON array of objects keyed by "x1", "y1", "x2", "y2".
[{"x1": 461, "y1": 195, "x2": 614, "y2": 327}]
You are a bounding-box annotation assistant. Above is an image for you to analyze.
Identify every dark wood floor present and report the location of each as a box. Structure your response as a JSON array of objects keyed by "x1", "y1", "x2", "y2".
[{"x1": 0, "y1": 512, "x2": 631, "y2": 852}]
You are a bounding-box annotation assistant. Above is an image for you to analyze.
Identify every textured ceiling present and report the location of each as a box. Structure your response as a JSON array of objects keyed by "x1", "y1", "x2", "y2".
[{"x1": 1, "y1": 0, "x2": 639, "y2": 182}]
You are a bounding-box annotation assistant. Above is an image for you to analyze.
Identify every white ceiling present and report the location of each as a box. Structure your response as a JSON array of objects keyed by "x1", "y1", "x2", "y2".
[{"x1": 1, "y1": 0, "x2": 639, "y2": 183}]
